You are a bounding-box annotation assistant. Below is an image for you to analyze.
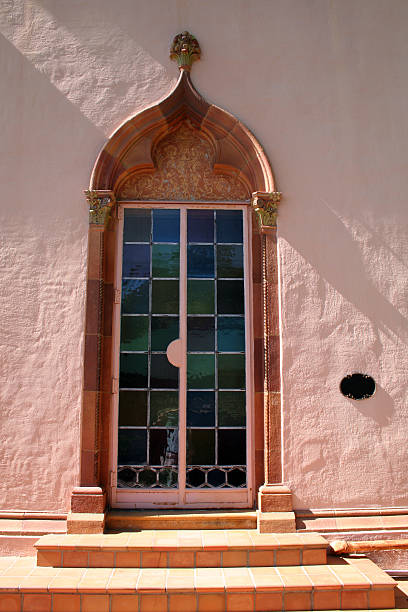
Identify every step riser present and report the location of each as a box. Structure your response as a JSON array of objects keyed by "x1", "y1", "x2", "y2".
[
  {"x1": 0, "y1": 588, "x2": 395, "y2": 611},
  {"x1": 107, "y1": 517, "x2": 257, "y2": 531},
  {"x1": 37, "y1": 547, "x2": 327, "y2": 568}
]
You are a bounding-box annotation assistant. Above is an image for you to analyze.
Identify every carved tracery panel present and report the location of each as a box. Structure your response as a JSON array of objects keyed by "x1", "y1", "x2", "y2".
[{"x1": 117, "y1": 121, "x2": 250, "y2": 201}]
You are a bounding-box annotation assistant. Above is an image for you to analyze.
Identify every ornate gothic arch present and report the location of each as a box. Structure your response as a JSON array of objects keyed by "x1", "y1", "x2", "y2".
[{"x1": 72, "y1": 32, "x2": 294, "y2": 534}]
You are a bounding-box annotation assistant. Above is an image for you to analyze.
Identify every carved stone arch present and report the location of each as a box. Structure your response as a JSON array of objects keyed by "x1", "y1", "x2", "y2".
[
  {"x1": 90, "y1": 69, "x2": 275, "y2": 198},
  {"x1": 73, "y1": 37, "x2": 293, "y2": 534}
]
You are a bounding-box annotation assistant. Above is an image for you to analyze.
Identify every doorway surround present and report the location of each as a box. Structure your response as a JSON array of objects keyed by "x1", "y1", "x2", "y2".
[{"x1": 69, "y1": 32, "x2": 295, "y2": 533}]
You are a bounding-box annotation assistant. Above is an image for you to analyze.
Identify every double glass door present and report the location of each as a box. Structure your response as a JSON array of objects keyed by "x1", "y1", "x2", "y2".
[{"x1": 111, "y1": 204, "x2": 252, "y2": 508}]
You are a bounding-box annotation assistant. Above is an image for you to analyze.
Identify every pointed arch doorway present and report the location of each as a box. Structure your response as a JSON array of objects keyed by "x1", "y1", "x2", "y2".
[{"x1": 79, "y1": 37, "x2": 283, "y2": 513}]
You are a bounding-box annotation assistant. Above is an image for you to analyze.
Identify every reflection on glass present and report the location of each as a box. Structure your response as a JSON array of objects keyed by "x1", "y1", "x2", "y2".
[
  {"x1": 153, "y1": 209, "x2": 180, "y2": 243},
  {"x1": 159, "y1": 468, "x2": 178, "y2": 487},
  {"x1": 122, "y1": 244, "x2": 150, "y2": 277},
  {"x1": 150, "y1": 391, "x2": 179, "y2": 426},
  {"x1": 120, "y1": 354, "x2": 148, "y2": 388},
  {"x1": 152, "y1": 244, "x2": 180, "y2": 278},
  {"x1": 187, "y1": 317, "x2": 215, "y2": 352},
  {"x1": 187, "y1": 429, "x2": 215, "y2": 465},
  {"x1": 217, "y1": 317, "x2": 245, "y2": 352},
  {"x1": 218, "y1": 354, "x2": 246, "y2": 389},
  {"x1": 121, "y1": 279, "x2": 149, "y2": 314},
  {"x1": 150, "y1": 429, "x2": 178, "y2": 465},
  {"x1": 187, "y1": 280, "x2": 214, "y2": 314},
  {"x1": 124, "y1": 209, "x2": 151, "y2": 242},
  {"x1": 187, "y1": 391, "x2": 215, "y2": 426},
  {"x1": 151, "y1": 317, "x2": 179, "y2": 351},
  {"x1": 218, "y1": 429, "x2": 246, "y2": 464},
  {"x1": 217, "y1": 280, "x2": 244, "y2": 314},
  {"x1": 150, "y1": 355, "x2": 179, "y2": 389},
  {"x1": 152, "y1": 280, "x2": 179, "y2": 314},
  {"x1": 217, "y1": 245, "x2": 244, "y2": 278},
  {"x1": 218, "y1": 391, "x2": 246, "y2": 426},
  {"x1": 119, "y1": 390, "x2": 148, "y2": 426},
  {"x1": 118, "y1": 430, "x2": 147, "y2": 464},
  {"x1": 187, "y1": 354, "x2": 215, "y2": 389},
  {"x1": 187, "y1": 245, "x2": 214, "y2": 278},
  {"x1": 187, "y1": 210, "x2": 214, "y2": 243},
  {"x1": 120, "y1": 316, "x2": 149, "y2": 351}
]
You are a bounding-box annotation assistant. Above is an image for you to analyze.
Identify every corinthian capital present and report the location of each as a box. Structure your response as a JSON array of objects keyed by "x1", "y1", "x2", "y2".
[
  {"x1": 84, "y1": 190, "x2": 116, "y2": 225},
  {"x1": 251, "y1": 191, "x2": 282, "y2": 228}
]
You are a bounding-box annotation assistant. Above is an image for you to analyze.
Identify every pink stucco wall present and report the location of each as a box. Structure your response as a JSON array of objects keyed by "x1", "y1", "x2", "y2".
[{"x1": 0, "y1": 0, "x2": 407, "y2": 511}]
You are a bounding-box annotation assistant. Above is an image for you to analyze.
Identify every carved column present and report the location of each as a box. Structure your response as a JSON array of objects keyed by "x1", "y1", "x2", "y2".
[
  {"x1": 252, "y1": 192, "x2": 296, "y2": 533},
  {"x1": 68, "y1": 190, "x2": 115, "y2": 533}
]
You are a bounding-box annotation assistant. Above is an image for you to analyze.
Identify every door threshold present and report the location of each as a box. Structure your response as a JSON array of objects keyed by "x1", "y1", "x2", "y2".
[{"x1": 106, "y1": 508, "x2": 257, "y2": 531}]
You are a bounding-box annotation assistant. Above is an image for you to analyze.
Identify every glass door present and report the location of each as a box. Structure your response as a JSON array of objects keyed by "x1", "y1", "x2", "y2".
[{"x1": 111, "y1": 204, "x2": 253, "y2": 508}]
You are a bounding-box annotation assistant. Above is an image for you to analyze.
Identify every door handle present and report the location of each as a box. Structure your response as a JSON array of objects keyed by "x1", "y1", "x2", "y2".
[{"x1": 166, "y1": 338, "x2": 183, "y2": 368}]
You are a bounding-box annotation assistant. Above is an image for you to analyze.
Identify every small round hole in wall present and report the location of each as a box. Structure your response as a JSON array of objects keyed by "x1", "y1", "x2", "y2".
[{"x1": 340, "y1": 373, "x2": 376, "y2": 400}]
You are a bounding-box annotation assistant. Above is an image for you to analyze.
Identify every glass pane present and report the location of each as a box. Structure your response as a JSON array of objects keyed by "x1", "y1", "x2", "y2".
[
  {"x1": 122, "y1": 279, "x2": 149, "y2": 314},
  {"x1": 152, "y1": 244, "x2": 179, "y2": 278},
  {"x1": 139, "y1": 469, "x2": 157, "y2": 487},
  {"x1": 187, "y1": 391, "x2": 215, "y2": 426},
  {"x1": 187, "y1": 245, "x2": 214, "y2": 278},
  {"x1": 218, "y1": 354, "x2": 246, "y2": 389},
  {"x1": 119, "y1": 391, "x2": 148, "y2": 426},
  {"x1": 151, "y1": 280, "x2": 179, "y2": 314},
  {"x1": 217, "y1": 245, "x2": 244, "y2": 278},
  {"x1": 122, "y1": 244, "x2": 150, "y2": 278},
  {"x1": 150, "y1": 354, "x2": 179, "y2": 389},
  {"x1": 187, "y1": 317, "x2": 215, "y2": 352},
  {"x1": 120, "y1": 316, "x2": 149, "y2": 351},
  {"x1": 159, "y1": 468, "x2": 178, "y2": 487},
  {"x1": 187, "y1": 210, "x2": 214, "y2": 243},
  {"x1": 124, "y1": 209, "x2": 151, "y2": 242},
  {"x1": 187, "y1": 354, "x2": 215, "y2": 389},
  {"x1": 218, "y1": 429, "x2": 246, "y2": 465},
  {"x1": 118, "y1": 430, "x2": 147, "y2": 465},
  {"x1": 217, "y1": 280, "x2": 244, "y2": 314},
  {"x1": 218, "y1": 391, "x2": 246, "y2": 426},
  {"x1": 120, "y1": 354, "x2": 148, "y2": 388},
  {"x1": 150, "y1": 391, "x2": 179, "y2": 426},
  {"x1": 217, "y1": 317, "x2": 245, "y2": 352},
  {"x1": 187, "y1": 429, "x2": 215, "y2": 465},
  {"x1": 187, "y1": 280, "x2": 215, "y2": 314},
  {"x1": 151, "y1": 317, "x2": 179, "y2": 351},
  {"x1": 150, "y1": 429, "x2": 178, "y2": 465},
  {"x1": 216, "y1": 210, "x2": 243, "y2": 243},
  {"x1": 153, "y1": 209, "x2": 180, "y2": 243}
]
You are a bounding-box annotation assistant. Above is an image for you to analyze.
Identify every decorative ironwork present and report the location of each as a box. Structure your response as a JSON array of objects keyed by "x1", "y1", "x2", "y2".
[
  {"x1": 186, "y1": 466, "x2": 246, "y2": 488},
  {"x1": 118, "y1": 466, "x2": 178, "y2": 488},
  {"x1": 118, "y1": 121, "x2": 250, "y2": 201},
  {"x1": 170, "y1": 31, "x2": 201, "y2": 70},
  {"x1": 85, "y1": 189, "x2": 116, "y2": 225},
  {"x1": 251, "y1": 191, "x2": 282, "y2": 228}
]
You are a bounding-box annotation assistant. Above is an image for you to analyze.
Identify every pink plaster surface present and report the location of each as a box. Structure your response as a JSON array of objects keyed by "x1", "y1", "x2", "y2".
[{"x1": 0, "y1": 0, "x2": 407, "y2": 512}]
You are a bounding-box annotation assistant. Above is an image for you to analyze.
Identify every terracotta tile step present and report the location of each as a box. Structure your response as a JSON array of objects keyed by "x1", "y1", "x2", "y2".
[
  {"x1": 35, "y1": 530, "x2": 328, "y2": 568},
  {"x1": 0, "y1": 556, "x2": 396, "y2": 611}
]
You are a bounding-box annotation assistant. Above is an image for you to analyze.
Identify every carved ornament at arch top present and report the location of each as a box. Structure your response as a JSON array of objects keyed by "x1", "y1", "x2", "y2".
[{"x1": 90, "y1": 66, "x2": 276, "y2": 201}]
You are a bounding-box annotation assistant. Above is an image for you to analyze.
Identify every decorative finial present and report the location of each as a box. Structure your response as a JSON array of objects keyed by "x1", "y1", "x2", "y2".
[
  {"x1": 170, "y1": 31, "x2": 201, "y2": 70},
  {"x1": 251, "y1": 191, "x2": 282, "y2": 228}
]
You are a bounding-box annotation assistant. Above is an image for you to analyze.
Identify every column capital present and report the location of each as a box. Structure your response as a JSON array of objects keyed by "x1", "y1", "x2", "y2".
[
  {"x1": 84, "y1": 189, "x2": 116, "y2": 225},
  {"x1": 251, "y1": 191, "x2": 282, "y2": 229}
]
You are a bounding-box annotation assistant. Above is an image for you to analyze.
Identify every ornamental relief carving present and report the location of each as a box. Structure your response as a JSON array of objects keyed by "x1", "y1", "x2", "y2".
[{"x1": 117, "y1": 121, "x2": 250, "y2": 201}]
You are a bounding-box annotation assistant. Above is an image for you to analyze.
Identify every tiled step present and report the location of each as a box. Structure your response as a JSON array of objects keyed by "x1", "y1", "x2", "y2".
[
  {"x1": 35, "y1": 530, "x2": 328, "y2": 568},
  {"x1": 0, "y1": 555, "x2": 396, "y2": 611},
  {"x1": 106, "y1": 509, "x2": 257, "y2": 531}
]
